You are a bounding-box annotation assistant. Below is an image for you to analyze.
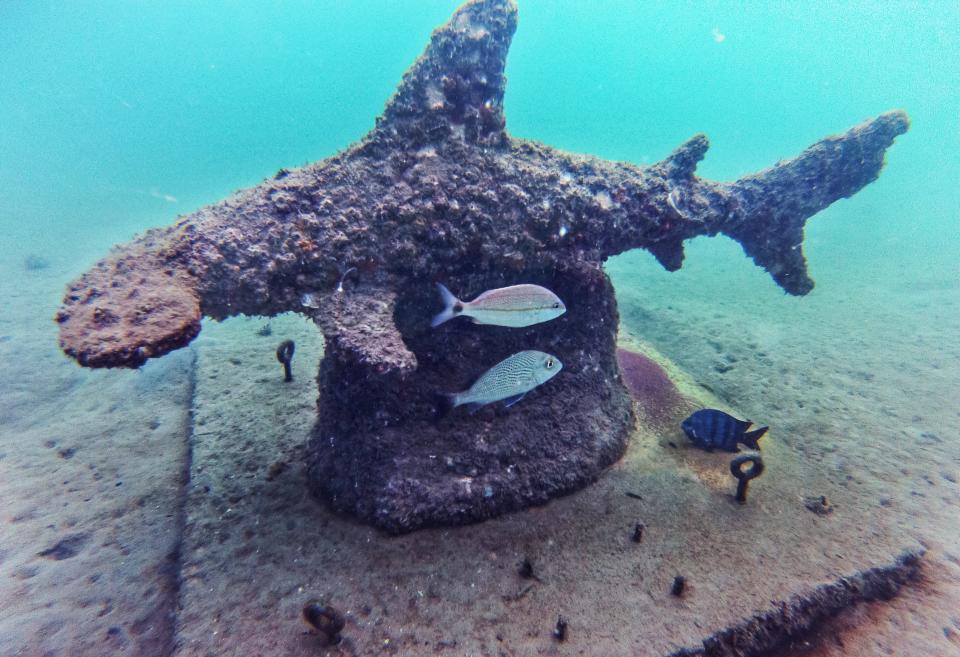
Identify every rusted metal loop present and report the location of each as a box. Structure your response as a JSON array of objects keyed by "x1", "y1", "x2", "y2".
[
  {"x1": 731, "y1": 454, "x2": 764, "y2": 481},
  {"x1": 276, "y1": 339, "x2": 295, "y2": 365}
]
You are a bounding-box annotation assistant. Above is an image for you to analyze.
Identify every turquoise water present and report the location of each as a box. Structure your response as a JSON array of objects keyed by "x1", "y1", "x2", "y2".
[
  {"x1": 3, "y1": 1, "x2": 958, "y2": 284},
  {"x1": 2, "y1": 2, "x2": 960, "y2": 654}
]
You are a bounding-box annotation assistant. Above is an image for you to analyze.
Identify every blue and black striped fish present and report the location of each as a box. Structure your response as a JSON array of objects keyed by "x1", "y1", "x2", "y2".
[{"x1": 681, "y1": 409, "x2": 768, "y2": 452}]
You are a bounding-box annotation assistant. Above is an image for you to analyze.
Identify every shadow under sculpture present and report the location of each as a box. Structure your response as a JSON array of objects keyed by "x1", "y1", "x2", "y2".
[{"x1": 55, "y1": 0, "x2": 909, "y2": 532}]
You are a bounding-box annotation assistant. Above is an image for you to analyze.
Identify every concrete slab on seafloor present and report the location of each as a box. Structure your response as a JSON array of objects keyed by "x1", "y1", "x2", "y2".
[
  {"x1": 0, "y1": 263, "x2": 193, "y2": 657},
  {"x1": 1, "y1": 259, "x2": 950, "y2": 656},
  {"x1": 611, "y1": 269, "x2": 960, "y2": 656},
  {"x1": 172, "y1": 315, "x2": 923, "y2": 657}
]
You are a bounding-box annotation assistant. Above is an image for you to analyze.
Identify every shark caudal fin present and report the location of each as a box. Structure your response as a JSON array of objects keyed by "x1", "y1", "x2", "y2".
[
  {"x1": 720, "y1": 111, "x2": 909, "y2": 295},
  {"x1": 742, "y1": 426, "x2": 769, "y2": 451},
  {"x1": 431, "y1": 283, "x2": 463, "y2": 328},
  {"x1": 373, "y1": 0, "x2": 516, "y2": 148}
]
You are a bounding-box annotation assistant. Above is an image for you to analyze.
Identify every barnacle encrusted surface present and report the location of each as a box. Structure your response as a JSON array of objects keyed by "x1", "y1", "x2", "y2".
[{"x1": 56, "y1": 0, "x2": 908, "y2": 531}]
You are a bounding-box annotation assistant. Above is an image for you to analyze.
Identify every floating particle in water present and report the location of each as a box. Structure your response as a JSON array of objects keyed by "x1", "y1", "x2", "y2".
[
  {"x1": 149, "y1": 189, "x2": 178, "y2": 203},
  {"x1": 558, "y1": 225, "x2": 568, "y2": 238},
  {"x1": 24, "y1": 254, "x2": 49, "y2": 271},
  {"x1": 711, "y1": 27, "x2": 726, "y2": 43}
]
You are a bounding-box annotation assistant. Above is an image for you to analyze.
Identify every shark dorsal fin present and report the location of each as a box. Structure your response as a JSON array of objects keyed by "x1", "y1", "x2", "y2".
[{"x1": 374, "y1": 0, "x2": 517, "y2": 147}]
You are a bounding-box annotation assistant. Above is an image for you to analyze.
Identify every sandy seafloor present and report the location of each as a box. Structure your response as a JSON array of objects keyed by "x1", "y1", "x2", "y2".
[
  {"x1": 3, "y1": 1, "x2": 959, "y2": 653},
  {"x1": 1, "y1": 228, "x2": 958, "y2": 656},
  {"x1": 606, "y1": 246, "x2": 960, "y2": 655}
]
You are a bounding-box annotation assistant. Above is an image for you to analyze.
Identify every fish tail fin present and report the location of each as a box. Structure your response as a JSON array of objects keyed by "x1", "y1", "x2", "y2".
[
  {"x1": 742, "y1": 426, "x2": 769, "y2": 450},
  {"x1": 431, "y1": 283, "x2": 462, "y2": 328},
  {"x1": 433, "y1": 392, "x2": 458, "y2": 421}
]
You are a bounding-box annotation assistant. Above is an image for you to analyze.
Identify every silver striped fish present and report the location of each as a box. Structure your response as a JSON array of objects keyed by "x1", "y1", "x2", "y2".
[
  {"x1": 440, "y1": 350, "x2": 562, "y2": 416},
  {"x1": 431, "y1": 283, "x2": 566, "y2": 328}
]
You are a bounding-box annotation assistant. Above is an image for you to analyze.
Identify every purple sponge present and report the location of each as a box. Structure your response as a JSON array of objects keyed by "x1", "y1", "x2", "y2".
[{"x1": 616, "y1": 348, "x2": 685, "y2": 426}]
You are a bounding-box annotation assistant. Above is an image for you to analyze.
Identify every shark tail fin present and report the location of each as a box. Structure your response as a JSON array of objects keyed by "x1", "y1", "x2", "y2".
[{"x1": 721, "y1": 110, "x2": 909, "y2": 295}]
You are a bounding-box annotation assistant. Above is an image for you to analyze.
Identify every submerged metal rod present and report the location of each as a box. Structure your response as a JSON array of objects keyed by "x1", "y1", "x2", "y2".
[
  {"x1": 276, "y1": 340, "x2": 295, "y2": 382},
  {"x1": 731, "y1": 454, "x2": 764, "y2": 503}
]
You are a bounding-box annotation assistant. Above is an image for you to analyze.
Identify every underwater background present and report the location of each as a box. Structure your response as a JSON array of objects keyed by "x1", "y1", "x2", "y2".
[
  {"x1": 2, "y1": 1, "x2": 959, "y2": 655},
  {"x1": 3, "y1": 1, "x2": 958, "y2": 279}
]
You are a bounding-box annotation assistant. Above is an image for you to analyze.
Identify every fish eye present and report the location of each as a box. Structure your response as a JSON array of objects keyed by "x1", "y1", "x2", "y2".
[
  {"x1": 546, "y1": 358, "x2": 554, "y2": 368},
  {"x1": 552, "y1": 302, "x2": 561, "y2": 309}
]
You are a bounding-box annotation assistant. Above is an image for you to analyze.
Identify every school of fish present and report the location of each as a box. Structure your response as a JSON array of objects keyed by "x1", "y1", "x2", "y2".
[{"x1": 433, "y1": 283, "x2": 777, "y2": 452}]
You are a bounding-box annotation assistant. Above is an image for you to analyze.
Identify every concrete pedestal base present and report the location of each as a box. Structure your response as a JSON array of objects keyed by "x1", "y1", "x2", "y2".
[{"x1": 307, "y1": 265, "x2": 634, "y2": 532}]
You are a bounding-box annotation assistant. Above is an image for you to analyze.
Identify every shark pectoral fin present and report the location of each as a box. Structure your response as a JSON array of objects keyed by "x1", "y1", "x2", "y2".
[
  {"x1": 648, "y1": 238, "x2": 686, "y2": 272},
  {"x1": 314, "y1": 285, "x2": 418, "y2": 375},
  {"x1": 724, "y1": 217, "x2": 813, "y2": 296},
  {"x1": 502, "y1": 393, "x2": 527, "y2": 408}
]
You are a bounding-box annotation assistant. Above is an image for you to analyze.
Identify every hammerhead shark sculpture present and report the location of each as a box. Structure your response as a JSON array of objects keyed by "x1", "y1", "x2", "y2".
[
  {"x1": 56, "y1": 0, "x2": 908, "y2": 531},
  {"x1": 57, "y1": 0, "x2": 907, "y2": 370}
]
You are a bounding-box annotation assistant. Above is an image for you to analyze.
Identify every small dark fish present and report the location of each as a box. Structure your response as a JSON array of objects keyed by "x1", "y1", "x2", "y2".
[{"x1": 681, "y1": 409, "x2": 767, "y2": 452}]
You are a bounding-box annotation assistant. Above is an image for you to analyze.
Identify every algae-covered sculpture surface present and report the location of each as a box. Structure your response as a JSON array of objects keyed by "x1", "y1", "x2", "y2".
[{"x1": 56, "y1": 0, "x2": 908, "y2": 532}]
